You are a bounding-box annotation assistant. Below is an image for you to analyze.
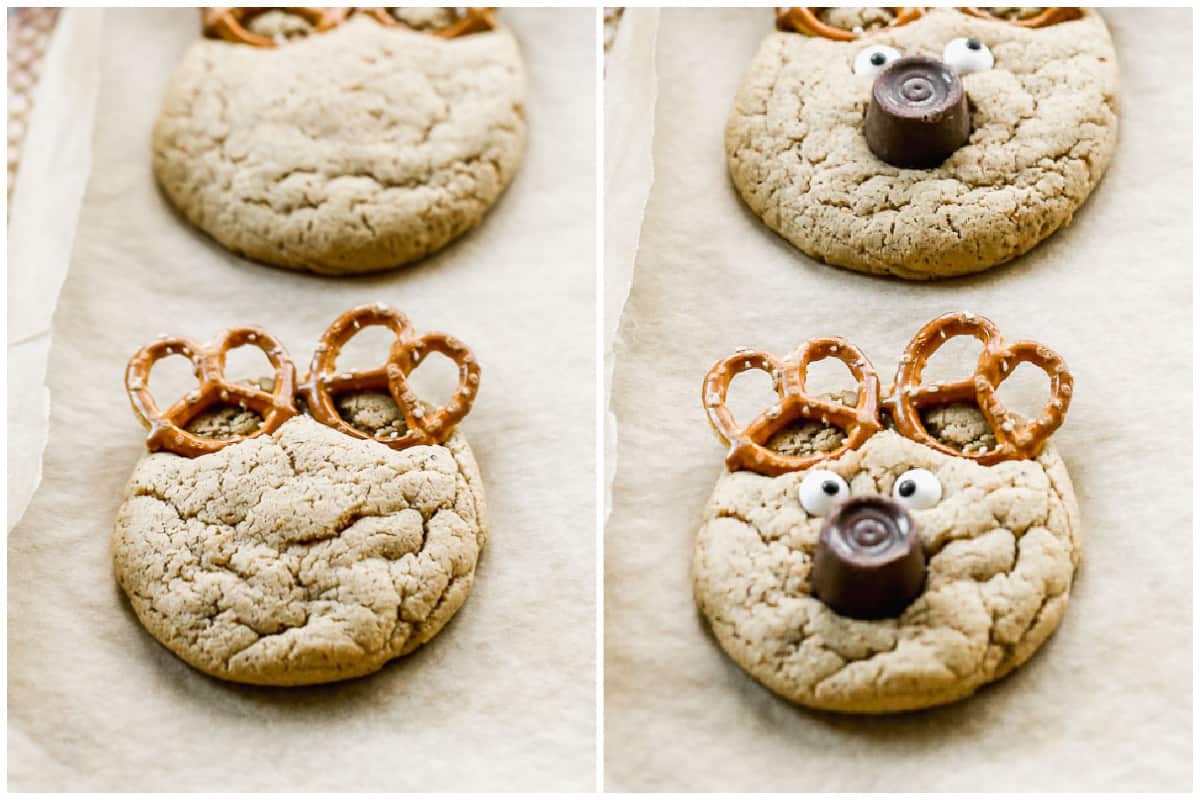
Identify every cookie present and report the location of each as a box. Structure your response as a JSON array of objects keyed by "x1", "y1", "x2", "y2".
[
  {"x1": 726, "y1": 8, "x2": 1118, "y2": 279},
  {"x1": 114, "y1": 306, "x2": 487, "y2": 685},
  {"x1": 153, "y1": 8, "x2": 527, "y2": 275},
  {"x1": 694, "y1": 313, "x2": 1080, "y2": 712}
]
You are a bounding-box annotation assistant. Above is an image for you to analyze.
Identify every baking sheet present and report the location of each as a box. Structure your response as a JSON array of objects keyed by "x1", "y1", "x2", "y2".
[
  {"x1": 8, "y1": 8, "x2": 596, "y2": 791},
  {"x1": 604, "y1": 8, "x2": 1191, "y2": 791}
]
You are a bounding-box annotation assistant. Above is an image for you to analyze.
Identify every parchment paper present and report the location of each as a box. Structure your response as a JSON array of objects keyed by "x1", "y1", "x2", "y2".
[
  {"x1": 9, "y1": 8, "x2": 595, "y2": 791},
  {"x1": 603, "y1": 7, "x2": 659, "y2": 519},
  {"x1": 605, "y1": 8, "x2": 1191, "y2": 792},
  {"x1": 7, "y1": 9, "x2": 102, "y2": 529}
]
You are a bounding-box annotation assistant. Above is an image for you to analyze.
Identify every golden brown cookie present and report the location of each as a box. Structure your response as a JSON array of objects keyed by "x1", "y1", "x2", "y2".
[
  {"x1": 153, "y1": 9, "x2": 526, "y2": 274},
  {"x1": 726, "y1": 7, "x2": 1118, "y2": 278}
]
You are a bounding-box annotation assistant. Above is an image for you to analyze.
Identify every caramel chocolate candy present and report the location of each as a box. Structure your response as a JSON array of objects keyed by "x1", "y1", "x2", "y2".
[
  {"x1": 811, "y1": 496, "x2": 926, "y2": 619},
  {"x1": 864, "y1": 55, "x2": 970, "y2": 168}
]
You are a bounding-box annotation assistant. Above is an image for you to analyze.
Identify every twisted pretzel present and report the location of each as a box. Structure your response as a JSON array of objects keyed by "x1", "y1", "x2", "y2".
[
  {"x1": 886, "y1": 312, "x2": 1073, "y2": 465},
  {"x1": 360, "y1": 7, "x2": 497, "y2": 38},
  {"x1": 958, "y1": 7, "x2": 1084, "y2": 28},
  {"x1": 203, "y1": 7, "x2": 496, "y2": 47},
  {"x1": 703, "y1": 339, "x2": 883, "y2": 477},
  {"x1": 776, "y1": 7, "x2": 1082, "y2": 40},
  {"x1": 202, "y1": 7, "x2": 350, "y2": 48},
  {"x1": 300, "y1": 305, "x2": 481, "y2": 449},
  {"x1": 776, "y1": 7, "x2": 924, "y2": 41},
  {"x1": 125, "y1": 327, "x2": 299, "y2": 457}
]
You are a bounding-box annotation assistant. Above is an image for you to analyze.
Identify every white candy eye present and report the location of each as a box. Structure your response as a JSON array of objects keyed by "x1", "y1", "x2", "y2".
[
  {"x1": 798, "y1": 470, "x2": 851, "y2": 517},
  {"x1": 853, "y1": 45, "x2": 902, "y2": 79},
  {"x1": 892, "y1": 469, "x2": 942, "y2": 510},
  {"x1": 942, "y1": 37, "x2": 994, "y2": 74}
]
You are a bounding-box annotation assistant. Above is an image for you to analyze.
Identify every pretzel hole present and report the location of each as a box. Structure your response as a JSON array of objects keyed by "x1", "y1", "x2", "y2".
[
  {"x1": 978, "y1": 7, "x2": 1048, "y2": 22},
  {"x1": 916, "y1": 403, "x2": 996, "y2": 453},
  {"x1": 387, "y1": 7, "x2": 463, "y2": 31},
  {"x1": 186, "y1": 377, "x2": 274, "y2": 438},
  {"x1": 337, "y1": 326, "x2": 398, "y2": 373},
  {"x1": 918, "y1": 334, "x2": 986, "y2": 386},
  {"x1": 146, "y1": 353, "x2": 202, "y2": 414},
  {"x1": 335, "y1": 391, "x2": 409, "y2": 439},
  {"x1": 993, "y1": 360, "x2": 1052, "y2": 423},
  {"x1": 724, "y1": 367, "x2": 779, "y2": 426},
  {"x1": 804, "y1": 357, "x2": 861, "y2": 401},
  {"x1": 766, "y1": 391, "x2": 853, "y2": 457},
  {"x1": 224, "y1": 344, "x2": 276, "y2": 388},
  {"x1": 817, "y1": 7, "x2": 899, "y2": 33},
  {"x1": 403, "y1": 349, "x2": 461, "y2": 411},
  {"x1": 245, "y1": 10, "x2": 316, "y2": 41}
]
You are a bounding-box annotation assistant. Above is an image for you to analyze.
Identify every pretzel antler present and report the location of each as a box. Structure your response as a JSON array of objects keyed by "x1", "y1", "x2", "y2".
[
  {"x1": 125, "y1": 327, "x2": 299, "y2": 457},
  {"x1": 300, "y1": 304, "x2": 481, "y2": 450},
  {"x1": 202, "y1": 7, "x2": 350, "y2": 47},
  {"x1": 958, "y1": 7, "x2": 1084, "y2": 28},
  {"x1": 776, "y1": 7, "x2": 924, "y2": 41},
  {"x1": 360, "y1": 7, "x2": 498, "y2": 38},
  {"x1": 886, "y1": 312, "x2": 1072, "y2": 464},
  {"x1": 703, "y1": 338, "x2": 883, "y2": 476},
  {"x1": 203, "y1": 7, "x2": 497, "y2": 46}
]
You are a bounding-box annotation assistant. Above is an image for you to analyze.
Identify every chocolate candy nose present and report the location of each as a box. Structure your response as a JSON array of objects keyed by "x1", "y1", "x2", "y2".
[
  {"x1": 864, "y1": 55, "x2": 970, "y2": 168},
  {"x1": 811, "y1": 496, "x2": 926, "y2": 619}
]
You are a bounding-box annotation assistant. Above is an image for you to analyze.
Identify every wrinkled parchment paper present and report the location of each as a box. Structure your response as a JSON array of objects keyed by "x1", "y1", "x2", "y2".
[
  {"x1": 9, "y1": 8, "x2": 595, "y2": 791},
  {"x1": 603, "y1": 7, "x2": 659, "y2": 519},
  {"x1": 7, "y1": 9, "x2": 102, "y2": 529},
  {"x1": 605, "y1": 8, "x2": 1191, "y2": 792}
]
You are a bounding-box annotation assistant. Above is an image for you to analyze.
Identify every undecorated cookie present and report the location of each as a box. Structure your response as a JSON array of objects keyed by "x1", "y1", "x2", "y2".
[
  {"x1": 694, "y1": 313, "x2": 1080, "y2": 712},
  {"x1": 726, "y1": 7, "x2": 1118, "y2": 279},
  {"x1": 153, "y1": 8, "x2": 527, "y2": 274}
]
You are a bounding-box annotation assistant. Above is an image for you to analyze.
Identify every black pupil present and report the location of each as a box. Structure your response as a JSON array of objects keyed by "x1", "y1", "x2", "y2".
[
  {"x1": 966, "y1": 38, "x2": 982, "y2": 51},
  {"x1": 898, "y1": 480, "x2": 916, "y2": 498},
  {"x1": 821, "y1": 480, "x2": 840, "y2": 496},
  {"x1": 870, "y1": 52, "x2": 887, "y2": 66}
]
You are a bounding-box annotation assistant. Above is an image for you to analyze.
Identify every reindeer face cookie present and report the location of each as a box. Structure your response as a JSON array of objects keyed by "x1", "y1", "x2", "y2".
[
  {"x1": 726, "y1": 8, "x2": 1118, "y2": 279},
  {"x1": 153, "y1": 8, "x2": 526, "y2": 275},
  {"x1": 693, "y1": 314, "x2": 1080, "y2": 712},
  {"x1": 114, "y1": 306, "x2": 486, "y2": 686}
]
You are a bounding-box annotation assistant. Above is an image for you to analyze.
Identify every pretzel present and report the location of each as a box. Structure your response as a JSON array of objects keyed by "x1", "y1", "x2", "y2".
[
  {"x1": 958, "y1": 7, "x2": 1084, "y2": 28},
  {"x1": 125, "y1": 327, "x2": 299, "y2": 457},
  {"x1": 202, "y1": 7, "x2": 350, "y2": 48},
  {"x1": 300, "y1": 304, "x2": 481, "y2": 450},
  {"x1": 702, "y1": 338, "x2": 883, "y2": 477},
  {"x1": 776, "y1": 7, "x2": 924, "y2": 41},
  {"x1": 360, "y1": 7, "x2": 498, "y2": 38},
  {"x1": 885, "y1": 312, "x2": 1073, "y2": 465}
]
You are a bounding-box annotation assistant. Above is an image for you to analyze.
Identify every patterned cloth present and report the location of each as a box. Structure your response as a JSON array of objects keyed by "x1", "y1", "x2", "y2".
[{"x1": 8, "y1": 7, "x2": 61, "y2": 208}]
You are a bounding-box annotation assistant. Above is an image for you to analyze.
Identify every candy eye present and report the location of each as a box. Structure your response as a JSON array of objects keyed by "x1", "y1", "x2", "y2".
[
  {"x1": 853, "y1": 45, "x2": 902, "y2": 79},
  {"x1": 942, "y1": 37, "x2": 994, "y2": 74},
  {"x1": 891, "y1": 469, "x2": 942, "y2": 510},
  {"x1": 799, "y1": 470, "x2": 851, "y2": 517}
]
